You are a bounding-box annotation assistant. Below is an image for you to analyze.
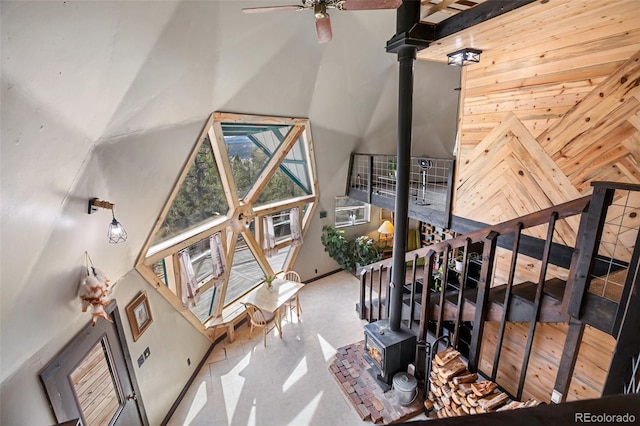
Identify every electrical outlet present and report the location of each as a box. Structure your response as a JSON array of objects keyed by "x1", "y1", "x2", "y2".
[
  {"x1": 319, "y1": 210, "x2": 327, "y2": 218},
  {"x1": 551, "y1": 389, "x2": 562, "y2": 404},
  {"x1": 144, "y1": 347, "x2": 151, "y2": 359},
  {"x1": 137, "y1": 354, "x2": 145, "y2": 368}
]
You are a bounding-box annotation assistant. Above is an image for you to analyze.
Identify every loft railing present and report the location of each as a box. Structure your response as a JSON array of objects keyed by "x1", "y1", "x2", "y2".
[
  {"x1": 357, "y1": 181, "x2": 640, "y2": 402},
  {"x1": 346, "y1": 153, "x2": 454, "y2": 228}
]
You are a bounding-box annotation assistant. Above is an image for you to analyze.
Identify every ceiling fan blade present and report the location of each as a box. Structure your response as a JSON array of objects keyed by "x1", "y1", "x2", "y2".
[
  {"x1": 242, "y1": 5, "x2": 306, "y2": 14},
  {"x1": 340, "y1": 0, "x2": 402, "y2": 11},
  {"x1": 315, "y1": 14, "x2": 333, "y2": 44}
]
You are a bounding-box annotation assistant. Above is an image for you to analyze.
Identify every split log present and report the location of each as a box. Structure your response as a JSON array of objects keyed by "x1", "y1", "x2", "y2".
[
  {"x1": 437, "y1": 410, "x2": 444, "y2": 419},
  {"x1": 457, "y1": 383, "x2": 474, "y2": 395},
  {"x1": 471, "y1": 381, "x2": 497, "y2": 397},
  {"x1": 470, "y1": 407, "x2": 477, "y2": 415},
  {"x1": 460, "y1": 403, "x2": 470, "y2": 415},
  {"x1": 496, "y1": 400, "x2": 525, "y2": 411},
  {"x1": 434, "y1": 400, "x2": 444, "y2": 411},
  {"x1": 466, "y1": 394, "x2": 479, "y2": 407},
  {"x1": 438, "y1": 358, "x2": 467, "y2": 381},
  {"x1": 478, "y1": 392, "x2": 509, "y2": 411},
  {"x1": 453, "y1": 372, "x2": 478, "y2": 384},
  {"x1": 450, "y1": 392, "x2": 463, "y2": 406},
  {"x1": 453, "y1": 405, "x2": 465, "y2": 416},
  {"x1": 444, "y1": 406, "x2": 455, "y2": 418},
  {"x1": 435, "y1": 347, "x2": 461, "y2": 366},
  {"x1": 424, "y1": 400, "x2": 434, "y2": 412},
  {"x1": 524, "y1": 399, "x2": 541, "y2": 408}
]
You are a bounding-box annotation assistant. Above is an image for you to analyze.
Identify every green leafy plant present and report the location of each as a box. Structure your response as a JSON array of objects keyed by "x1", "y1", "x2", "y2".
[
  {"x1": 321, "y1": 226, "x2": 382, "y2": 272},
  {"x1": 264, "y1": 275, "x2": 275, "y2": 288}
]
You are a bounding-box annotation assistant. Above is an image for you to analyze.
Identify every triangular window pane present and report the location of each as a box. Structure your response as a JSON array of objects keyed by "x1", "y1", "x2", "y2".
[
  {"x1": 267, "y1": 246, "x2": 292, "y2": 273},
  {"x1": 224, "y1": 234, "x2": 264, "y2": 305},
  {"x1": 222, "y1": 123, "x2": 292, "y2": 199},
  {"x1": 254, "y1": 134, "x2": 311, "y2": 207},
  {"x1": 152, "y1": 136, "x2": 228, "y2": 245}
]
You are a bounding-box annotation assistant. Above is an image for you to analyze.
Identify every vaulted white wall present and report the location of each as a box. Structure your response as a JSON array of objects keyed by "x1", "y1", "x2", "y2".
[{"x1": 0, "y1": 1, "x2": 459, "y2": 423}]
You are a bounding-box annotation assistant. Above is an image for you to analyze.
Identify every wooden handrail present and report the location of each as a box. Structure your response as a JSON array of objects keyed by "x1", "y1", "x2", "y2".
[{"x1": 359, "y1": 195, "x2": 591, "y2": 275}]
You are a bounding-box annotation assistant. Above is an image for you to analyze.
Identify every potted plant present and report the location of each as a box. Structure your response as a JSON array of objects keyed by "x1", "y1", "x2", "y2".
[
  {"x1": 264, "y1": 275, "x2": 275, "y2": 290},
  {"x1": 321, "y1": 226, "x2": 382, "y2": 273},
  {"x1": 388, "y1": 159, "x2": 397, "y2": 177},
  {"x1": 353, "y1": 235, "x2": 382, "y2": 269}
]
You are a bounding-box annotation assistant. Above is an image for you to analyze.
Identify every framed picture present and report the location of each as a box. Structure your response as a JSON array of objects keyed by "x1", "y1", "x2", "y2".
[{"x1": 125, "y1": 291, "x2": 153, "y2": 341}]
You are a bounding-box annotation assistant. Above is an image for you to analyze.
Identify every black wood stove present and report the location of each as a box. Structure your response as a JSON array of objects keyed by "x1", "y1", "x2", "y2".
[{"x1": 363, "y1": 319, "x2": 417, "y2": 388}]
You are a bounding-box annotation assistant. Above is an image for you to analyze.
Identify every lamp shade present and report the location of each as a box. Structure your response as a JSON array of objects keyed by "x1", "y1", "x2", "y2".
[
  {"x1": 108, "y1": 218, "x2": 127, "y2": 244},
  {"x1": 378, "y1": 220, "x2": 395, "y2": 235}
]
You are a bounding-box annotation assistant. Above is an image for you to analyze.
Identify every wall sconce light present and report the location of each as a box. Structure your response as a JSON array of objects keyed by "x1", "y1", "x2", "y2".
[
  {"x1": 447, "y1": 48, "x2": 482, "y2": 67},
  {"x1": 88, "y1": 198, "x2": 128, "y2": 244}
]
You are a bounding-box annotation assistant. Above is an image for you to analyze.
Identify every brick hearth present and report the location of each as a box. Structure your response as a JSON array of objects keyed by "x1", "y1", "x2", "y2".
[{"x1": 328, "y1": 341, "x2": 424, "y2": 424}]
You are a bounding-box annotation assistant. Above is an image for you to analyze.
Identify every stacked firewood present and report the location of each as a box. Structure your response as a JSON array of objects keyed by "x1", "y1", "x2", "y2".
[{"x1": 424, "y1": 347, "x2": 541, "y2": 418}]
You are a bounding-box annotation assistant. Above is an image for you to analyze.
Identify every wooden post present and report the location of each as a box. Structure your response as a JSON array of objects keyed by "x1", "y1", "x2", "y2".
[
  {"x1": 554, "y1": 319, "x2": 585, "y2": 402},
  {"x1": 602, "y1": 233, "x2": 640, "y2": 395},
  {"x1": 517, "y1": 212, "x2": 558, "y2": 400},
  {"x1": 468, "y1": 231, "x2": 499, "y2": 373},
  {"x1": 418, "y1": 250, "x2": 436, "y2": 342},
  {"x1": 492, "y1": 222, "x2": 523, "y2": 381},
  {"x1": 359, "y1": 271, "x2": 366, "y2": 320},
  {"x1": 453, "y1": 238, "x2": 471, "y2": 349},
  {"x1": 567, "y1": 186, "x2": 615, "y2": 318}
]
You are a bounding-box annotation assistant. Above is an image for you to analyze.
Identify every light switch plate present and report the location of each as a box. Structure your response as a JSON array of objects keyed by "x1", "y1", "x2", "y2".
[{"x1": 551, "y1": 389, "x2": 562, "y2": 403}]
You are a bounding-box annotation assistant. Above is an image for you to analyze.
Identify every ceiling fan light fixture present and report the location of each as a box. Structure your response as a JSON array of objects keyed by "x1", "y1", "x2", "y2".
[
  {"x1": 314, "y1": 2, "x2": 328, "y2": 19},
  {"x1": 315, "y1": 13, "x2": 332, "y2": 44}
]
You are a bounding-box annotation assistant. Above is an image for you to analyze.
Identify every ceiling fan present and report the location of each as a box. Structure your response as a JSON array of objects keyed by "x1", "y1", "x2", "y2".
[{"x1": 242, "y1": 0, "x2": 402, "y2": 44}]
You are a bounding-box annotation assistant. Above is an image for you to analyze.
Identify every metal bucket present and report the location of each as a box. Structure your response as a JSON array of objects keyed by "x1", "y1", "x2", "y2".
[{"x1": 392, "y1": 372, "x2": 417, "y2": 406}]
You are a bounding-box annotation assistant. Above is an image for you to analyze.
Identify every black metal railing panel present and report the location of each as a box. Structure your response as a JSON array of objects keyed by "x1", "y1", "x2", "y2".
[{"x1": 347, "y1": 153, "x2": 454, "y2": 228}]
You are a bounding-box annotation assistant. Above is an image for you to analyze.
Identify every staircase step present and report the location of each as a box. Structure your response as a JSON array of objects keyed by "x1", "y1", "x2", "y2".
[{"x1": 428, "y1": 278, "x2": 568, "y2": 323}]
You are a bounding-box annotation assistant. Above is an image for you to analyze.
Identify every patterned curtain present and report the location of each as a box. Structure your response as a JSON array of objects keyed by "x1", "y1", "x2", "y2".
[
  {"x1": 290, "y1": 207, "x2": 303, "y2": 247},
  {"x1": 178, "y1": 250, "x2": 200, "y2": 309},
  {"x1": 262, "y1": 215, "x2": 276, "y2": 258}
]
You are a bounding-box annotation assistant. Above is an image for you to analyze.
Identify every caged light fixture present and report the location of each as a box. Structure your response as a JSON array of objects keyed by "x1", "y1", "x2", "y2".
[
  {"x1": 447, "y1": 48, "x2": 482, "y2": 67},
  {"x1": 88, "y1": 198, "x2": 128, "y2": 244}
]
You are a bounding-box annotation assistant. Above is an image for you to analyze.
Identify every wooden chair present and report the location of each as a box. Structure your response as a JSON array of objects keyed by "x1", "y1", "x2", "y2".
[
  {"x1": 281, "y1": 270, "x2": 302, "y2": 321},
  {"x1": 241, "y1": 302, "x2": 279, "y2": 347}
]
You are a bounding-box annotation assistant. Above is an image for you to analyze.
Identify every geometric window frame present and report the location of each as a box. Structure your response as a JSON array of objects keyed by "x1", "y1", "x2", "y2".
[{"x1": 135, "y1": 112, "x2": 319, "y2": 339}]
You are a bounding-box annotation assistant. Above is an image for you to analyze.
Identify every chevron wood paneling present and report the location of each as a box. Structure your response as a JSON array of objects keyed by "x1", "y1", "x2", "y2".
[{"x1": 434, "y1": 2, "x2": 640, "y2": 261}]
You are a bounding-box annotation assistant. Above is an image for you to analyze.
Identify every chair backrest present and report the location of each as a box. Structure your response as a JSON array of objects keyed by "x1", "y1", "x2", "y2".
[
  {"x1": 242, "y1": 302, "x2": 268, "y2": 326},
  {"x1": 282, "y1": 270, "x2": 301, "y2": 283}
]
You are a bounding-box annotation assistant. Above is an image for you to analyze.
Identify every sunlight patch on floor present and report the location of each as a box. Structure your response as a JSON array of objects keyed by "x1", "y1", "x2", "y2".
[
  {"x1": 184, "y1": 380, "x2": 207, "y2": 425},
  {"x1": 247, "y1": 397, "x2": 257, "y2": 426},
  {"x1": 282, "y1": 356, "x2": 307, "y2": 393},
  {"x1": 286, "y1": 391, "x2": 323, "y2": 426},
  {"x1": 317, "y1": 333, "x2": 337, "y2": 362},
  {"x1": 221, "y1": 351, "x2": 252, "y2": 422}
]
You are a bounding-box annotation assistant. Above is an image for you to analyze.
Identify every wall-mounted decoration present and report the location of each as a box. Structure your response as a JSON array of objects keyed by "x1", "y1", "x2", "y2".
[
  {"x1": 125, "y1": 291, "x2": 153, "y2": 341},
  {"x1": 78, "y1": 252, "x2": 111, "y2": 325}
]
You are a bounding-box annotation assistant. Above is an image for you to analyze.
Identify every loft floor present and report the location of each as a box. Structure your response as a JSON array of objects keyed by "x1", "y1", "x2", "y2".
[{"x1": 167, "y1": 271, "x2": 428, "y2": 425}]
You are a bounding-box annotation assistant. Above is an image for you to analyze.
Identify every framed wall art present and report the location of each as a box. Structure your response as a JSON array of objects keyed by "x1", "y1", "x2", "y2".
[{"x1": 125, "y1": 291, "x2": 153, "y2": 341}]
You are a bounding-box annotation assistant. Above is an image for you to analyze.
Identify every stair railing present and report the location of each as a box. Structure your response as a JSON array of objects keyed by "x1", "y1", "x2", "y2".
[{"x1": 359, "y1": 195, "x2": 592, "y2": 376}]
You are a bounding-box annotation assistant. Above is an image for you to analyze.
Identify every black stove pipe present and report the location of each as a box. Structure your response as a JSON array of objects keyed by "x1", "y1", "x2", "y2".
[{"x1": 389, "y1": 0, "x2": 421, "y2": 332}]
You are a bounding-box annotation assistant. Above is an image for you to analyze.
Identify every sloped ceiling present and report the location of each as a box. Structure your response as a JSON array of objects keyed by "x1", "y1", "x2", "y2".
[{"x1": 0, "y1": 0, "x2": 460, "y2": 382}]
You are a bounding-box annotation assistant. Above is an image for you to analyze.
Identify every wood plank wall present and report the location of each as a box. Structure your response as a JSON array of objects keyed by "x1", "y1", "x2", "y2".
[
  {"x1": 419, "y1": 0, "x2": 640, "y2": 254},
  {"x1": 479, "y1": 322, "x2": 615, "y2": 403},
  {"x1": 416, "y1": 0, "x2": 639, "y2": 402}
]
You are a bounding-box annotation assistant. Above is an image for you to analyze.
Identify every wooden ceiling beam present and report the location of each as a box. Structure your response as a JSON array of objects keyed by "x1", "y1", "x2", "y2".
[{"x1": 433, "y1": 0, "x2": 536, "y2": 41}]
